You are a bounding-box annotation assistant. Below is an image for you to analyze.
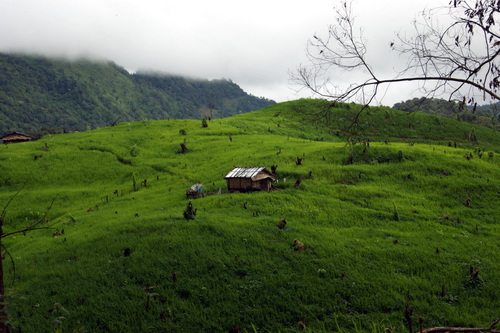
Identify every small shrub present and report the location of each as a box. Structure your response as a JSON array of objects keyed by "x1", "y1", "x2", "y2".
[
  {"x1": 396, "y1": 150, "x2": 404, "y2": 162},
  {"x1": 180, "y1": 142, "x2": 188, "y2": 154},
  {"x1": 183, "y1": 201, "x2": 197, "y2": 220},
  {"x1": 132, "y1": 172, "x2": 138, "y2": 192},
  {"x1": 344, "y1": 146, "x2": 406, "y2": 165},
  {"x1": 468, "y1": 128, "x2": 478, "y2": 142},
  {"x1": 464, "y1": 266, "x2": 483, "y2": 289},
  {"x1": 130, "y1": 145, "x2": 138, "y2": 157},
  {"x1": 405, "y1": 173, "x2": 414, "y2": 181},
  {"x1": 392, "y1": 202, "x2": 400, "y2": 221},
  {"x1": 293, "y1": 239, "x2": 305, "y2": 252}
]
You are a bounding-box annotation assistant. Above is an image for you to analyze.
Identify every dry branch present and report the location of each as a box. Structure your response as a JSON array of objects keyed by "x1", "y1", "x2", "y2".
[
  {"x1": 421, "y1": 319, "x2": 500, "y2": 333},
  {"x1": 292, "y1": 0, "x2": 500, "y2": 106}
]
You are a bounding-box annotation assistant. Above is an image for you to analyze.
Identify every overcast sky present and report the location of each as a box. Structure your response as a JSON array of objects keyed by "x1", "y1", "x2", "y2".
[{"x1": 1, "y1": 0, "x2": 441, "y2": 105}]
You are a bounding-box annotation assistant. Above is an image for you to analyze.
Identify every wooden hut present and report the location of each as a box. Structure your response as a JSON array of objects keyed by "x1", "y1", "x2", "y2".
[
  {"x1": 1, "y1": 132, "x2": 33, "y2": 144},
  {"x1": 224, "y1": 167, "x2": 276, "y2": 192}
]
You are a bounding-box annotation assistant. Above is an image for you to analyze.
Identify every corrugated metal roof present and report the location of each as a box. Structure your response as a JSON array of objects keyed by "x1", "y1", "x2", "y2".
[{"x1": 225, "y1": 167, "x2": 266, "y2": 179}]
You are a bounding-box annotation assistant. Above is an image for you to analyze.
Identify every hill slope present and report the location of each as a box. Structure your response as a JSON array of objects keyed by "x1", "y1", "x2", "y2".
[
  {"x1": 0, "y1": 100, "x2": 499, "y2": 332},
  {"x1": 393, "y1": 97, "x2": 500, "y2": 130},
  {"x1": 0, "y1": 53, "x2": 274, "y2": 136}
]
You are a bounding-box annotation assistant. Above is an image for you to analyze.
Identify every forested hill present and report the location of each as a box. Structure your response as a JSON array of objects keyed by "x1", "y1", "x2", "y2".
[
  {"x1": 393, "y1": 97, "x2": 500, "y2": 130},
  {"x1": 0, "y1": 53, "x2": 275, "y2": 136}
]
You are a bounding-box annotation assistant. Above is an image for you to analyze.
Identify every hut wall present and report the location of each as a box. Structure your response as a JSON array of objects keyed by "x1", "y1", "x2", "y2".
[
  {"x1": 252, "y1": 179, "x2": 271, "y2": 191},
  {"x1": 260, "y1": 179, "x2": 272, "y2": 191},
  {"x1": 240, "y1": 179, "x2": 253, "y2": 191},
  {"x1": 227, "y1": 178, "x2": 253, "y2": 191},
  {"x1": 227, "y1": 178, "x2": 269, "y2": 192},
  {"x1": 226, "y1": 179, "x2": 236, "y2": 190}
]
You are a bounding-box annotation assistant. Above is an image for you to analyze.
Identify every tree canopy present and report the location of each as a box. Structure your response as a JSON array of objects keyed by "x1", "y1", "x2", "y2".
[
  {"x1": 0, "y1": 53, "x2": 275, "y2": 137},
  {"x1": 393, "y1": 97, "x2": 500, "y2": 130}
]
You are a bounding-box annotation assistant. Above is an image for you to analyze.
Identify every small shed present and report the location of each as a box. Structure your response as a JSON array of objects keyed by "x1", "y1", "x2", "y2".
[
  {"x1": 224, "y1": 167, "x2": 276, "y2": 192},
  {"x1": 1, "y1": 132, "x2": 33, "y2": 144}
]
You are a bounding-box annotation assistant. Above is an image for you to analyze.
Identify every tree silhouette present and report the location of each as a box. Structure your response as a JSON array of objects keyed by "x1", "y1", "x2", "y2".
[
  {"x1": 292, "y1": 0, "x2": 500, "y2": 107},
  {"x1": 0, "y1": 190, "x2": 58, "y2": 332}
]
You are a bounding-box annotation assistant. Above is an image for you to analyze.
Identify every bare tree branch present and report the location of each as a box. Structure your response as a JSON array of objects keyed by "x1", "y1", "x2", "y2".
[
  {"x1": 0, "y1": 191, "x2": 59, "y2": 332},
  {"x1": 291, "y1": 0, "x2": 500, "y2": 107},
  {"x1": 421, "y1": 318, "x2": 500, "y2": 333},
  {"x1": 0, "y1": 196, "x2": 58, "y2": 239}
]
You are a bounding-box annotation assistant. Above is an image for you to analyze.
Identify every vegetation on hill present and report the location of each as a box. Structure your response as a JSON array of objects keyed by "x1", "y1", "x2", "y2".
[
  {"x1": 393, "y1": 97, "x2": 500, "y2": 131},
  {"x1": 287, "y1": 99, "x2": 500, "y2": 149},
  {"x1": 0, "y1": 100, "x2": 499, "y2": 332},
  {"x1": 0, "y1": 53, "x2": 274, "y2": 137}
]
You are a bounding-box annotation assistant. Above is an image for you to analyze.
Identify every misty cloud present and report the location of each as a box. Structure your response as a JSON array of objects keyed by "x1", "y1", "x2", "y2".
[{"x1": 1, "y1": 0, "x2": 442, "y2": 104}]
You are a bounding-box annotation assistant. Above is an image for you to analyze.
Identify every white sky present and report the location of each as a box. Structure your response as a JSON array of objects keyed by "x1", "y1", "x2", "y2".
[{"x1": 0, "y1": 0, "x2": 442, "y2": 105}]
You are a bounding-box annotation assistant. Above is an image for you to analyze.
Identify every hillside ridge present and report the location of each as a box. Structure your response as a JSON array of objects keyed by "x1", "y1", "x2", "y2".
[
  {"x1": 0, "y1": 94, "x2": 499, "y2": 333},
  {"x1": 0, "y1": 53, "x2": 275, "y2": 136}
]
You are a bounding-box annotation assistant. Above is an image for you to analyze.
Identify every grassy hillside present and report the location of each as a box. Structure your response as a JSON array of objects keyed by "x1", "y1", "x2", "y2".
[
  {"x1": 393, "y1": 97, "x2": 500, "y2": 131},
  {"x1": 0, "y1": 53, "x2": 274, "y2": 136},
  {"x1": 0, "y1": 100, "x2": 499, "y2": 332}
]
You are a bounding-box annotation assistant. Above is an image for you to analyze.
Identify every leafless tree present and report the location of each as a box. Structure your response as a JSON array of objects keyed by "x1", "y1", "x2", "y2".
[
  {"x1": 0, "y1": 190, "x2": 59, "y2": 332},
  {"x1": 291, "y1": 0, "x2": 500, "y2": 108}
]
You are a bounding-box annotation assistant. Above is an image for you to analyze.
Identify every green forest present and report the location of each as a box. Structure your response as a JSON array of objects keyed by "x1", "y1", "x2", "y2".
[
  {"x1": 393, "y1": 97, "x2": 500, "y2": 131},
  {"x1": 0, "y1": 53, "x2": 274, "y2": 137}
]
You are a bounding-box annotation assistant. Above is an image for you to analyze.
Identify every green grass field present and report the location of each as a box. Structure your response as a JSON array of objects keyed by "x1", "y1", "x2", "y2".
[{"x1": 0, "y1": 100, "x2": 499, "y2": 332}]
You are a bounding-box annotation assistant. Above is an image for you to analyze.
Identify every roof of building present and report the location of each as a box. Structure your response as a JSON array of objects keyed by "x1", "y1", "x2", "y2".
[
  {"x1": 224, "y1": 167, "x2": 275, "y2": 180},
  {"x1": 1, "y1": 132, "x2": 33, "y2": 140}
]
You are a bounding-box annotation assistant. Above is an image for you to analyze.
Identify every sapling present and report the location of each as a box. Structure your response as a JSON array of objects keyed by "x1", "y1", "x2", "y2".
[
  {"x1": 183, "y1": 201, "x2": 197, "y2": 220},
  {"x1": 392, "y1": 202, "x2": 400, "y2": 221},
  {"x1": 293, "y1": 239, "x2": 305, "y2": 252},
  {"x1": 180, "y1": 143, "x2": 188, "y2": 154},
  {"x1": 397, "y1": 150, "x2": 404, "y2": 162},
  {"x1": 130, "y1": 145, "x2": 138, "y2": 157},
  {"x1": 132, "y1": 172, "x2": 138, "y2": 192},
  {"x1": 277, "y1": 218, "x2": 287, "y2": 229}
]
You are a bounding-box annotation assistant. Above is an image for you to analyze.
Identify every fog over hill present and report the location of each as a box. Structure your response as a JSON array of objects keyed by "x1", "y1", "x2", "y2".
[{"x1": 0, "y1": 53, "x2": 275, "y2": 136}]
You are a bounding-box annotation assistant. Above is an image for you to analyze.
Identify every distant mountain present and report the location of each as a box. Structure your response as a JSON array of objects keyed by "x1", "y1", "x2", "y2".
[
  {"x1": 393, "y1": 97, "x2": 499, "y2": 130},
  {"x1": 0, "y1": 53, "x2": 275, "y2": 136}
]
